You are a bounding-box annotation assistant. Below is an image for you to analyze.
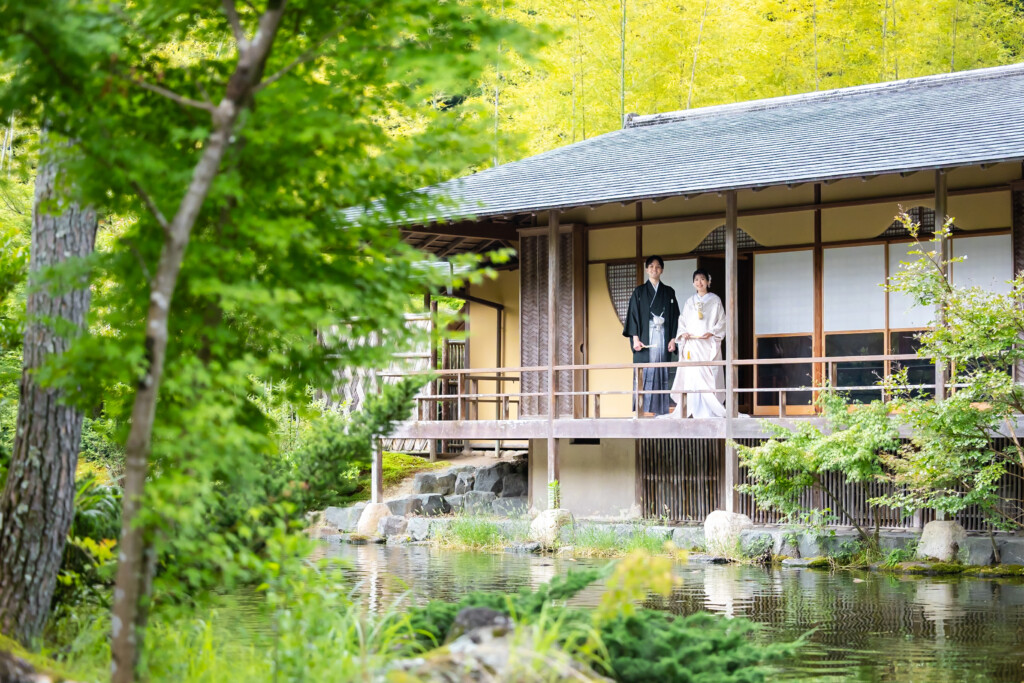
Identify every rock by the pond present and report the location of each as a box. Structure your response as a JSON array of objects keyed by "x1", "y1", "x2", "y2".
[
  {"x1": 386, "y1": 496, "x2": 424, "y2": 517},
  {"x1": 997, "y1": 537, "x2": 1024, "y2": 565},
  {"x1": 672, "y1": 525, "x2": 706, "y2": 551},
  {"x1": 454, "y1": 471, "x2": 476, "y2": 495},
  {"x1": 406, "y1": 517, "x2": 435, "y2": 542},
  {"x1": 444, "y1": 494, "x2": 465, "y2": 512},
  {"x1": 704, "y1": 510, "x2": 753, "y2": 557},
  {"x1": 917, "y1": 520, "x2": 967, "y2": 562},
  {"x1": 504, "y1": 542, "x2": 542, "y2": 554},
  {"x1": 739, "y1": 529, "x2": 775, "y2": 559},
  {"x1": 473, "y1": 462, "x2": 511, "y2": 494},
  {"x1": 529, "y1": 508, "x2": 574, "y2": 547},
  {"x1": 463, "y1": 490, "x2": 497, "y2": 514},
  {"x1": 499, "y1": 470, "x2": 528, "y2": 498},
  {"x1": 323, "y1": 502, "x2": 366, "y2": 533},
  {"x1": 772, "y1": 531, "x2": 800, "y2": 558},
  {"x1": 962, "y1": 536, "x2": 995, "y2": 566},
  {"x1": 781, "y1": 557, "x2": 816, "y2": 567},
  {"x1": 796, "y1": 529, "x2": 861, "y2": 558},
  {"x1": 385, "y1": 606, "x2": 612, "y2": 682},
  {"x1": 356, "y1": 503, "x2": 391, "y2": 537},
  {"x1": 491, "y1": 496, "x2": 528, "y2": 517},
  {"x1": 445, "y1": 606, "x2": 514, "y2": 643},
  {"x1": 687, "y1": 553, "x2": 732, "y2": 565},
  {"x1": 416, "y1": 493, "x2": 451, "y2": 517},
  {"x1": 378, "y1": 515, "x2": 408, "y2": 538},
  {"x1": 414, "y1": 471, "x2": 457, "y2": 496}
]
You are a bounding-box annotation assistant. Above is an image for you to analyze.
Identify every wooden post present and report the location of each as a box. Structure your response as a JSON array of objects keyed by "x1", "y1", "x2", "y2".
[
  {"x1": 371, "y1": 436, "x2": 383, "y2": 504},
  {"x1": 428, "y1": 296, "x2": 438, "y2": 462},
  {"x1": 935, "y1": 170, "x2": 950, "y2": 401},
  {"x1": 547, "y1": 210, "x2": 560, "y2": 505},
  {"x1": 812, "y1": 184, "x2": 824, "y2": 394},
  {"x1": 1012, "y1": 178, "x2": 1024, "y2": 383},
  {"x1": 723, "y1": 191, "x2": 739, "y2": 513}
]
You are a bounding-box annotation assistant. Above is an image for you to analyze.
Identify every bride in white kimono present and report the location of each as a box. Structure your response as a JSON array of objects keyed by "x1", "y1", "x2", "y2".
[{"x1": 666, "y1": 269, "x2": 727, "y2": 418}]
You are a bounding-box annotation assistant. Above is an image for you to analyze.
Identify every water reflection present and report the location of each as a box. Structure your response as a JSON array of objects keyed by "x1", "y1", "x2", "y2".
[{"x1": 324, "y1": 540, "x2": 1024, "y2": 682}]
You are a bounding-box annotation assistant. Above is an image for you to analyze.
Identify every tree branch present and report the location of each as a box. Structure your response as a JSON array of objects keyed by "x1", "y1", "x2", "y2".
[
  {"x1": 222, "y1": 0, "x2": 249, "y2": 54},
  {"x1": 130, "y1": 180, "x2": 170, "y2": 234},
  {"x1": 129, "y1": 77, "x2": 216, "y2": 114},
  {"x1": 253, "y1": 27, "x2": 342, "y2": 94}
]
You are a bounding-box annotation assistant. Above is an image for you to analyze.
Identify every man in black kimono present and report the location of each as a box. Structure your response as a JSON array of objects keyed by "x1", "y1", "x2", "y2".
[{"x1": 623, "y1": 255, "x2": 680, "y2": 415}]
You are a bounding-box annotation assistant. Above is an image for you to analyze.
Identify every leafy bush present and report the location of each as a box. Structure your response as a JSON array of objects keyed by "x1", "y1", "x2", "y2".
[
  {"x1": 52, "y1": 475, "x2": 121, "y2": 608},
  {"x1": 735, "y1": 388, "x2": 900, "y2": 548},
  {"x1": 406, "y1": 557, "x2": 798, "y2": 682}
]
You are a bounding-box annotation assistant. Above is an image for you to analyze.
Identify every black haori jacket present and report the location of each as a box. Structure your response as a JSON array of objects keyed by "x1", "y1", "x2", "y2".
[{"x1": 622, "y1": 281, "x2": 680, "y2": 363}]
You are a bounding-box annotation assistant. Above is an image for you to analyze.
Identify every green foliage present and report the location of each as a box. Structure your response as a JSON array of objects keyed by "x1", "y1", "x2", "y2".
[
  {"x1": 443, "y1": 516, "x2": 506, "y2": 549},
  {"x1": 600, "y1": 611, "x2": 795, "y2": 683},
  {"x1": 408, "y1": 556, "x2": 796, "y2": 682},
  {"x1": 0, "y1": 0, "x2": 545, "y2": 639},
  {"x1": 877, "y1": 213, "x2": 1024, "y2": 531},
  {"x1": 735, "y1": 388, "x2": 900, "y2": 544},
  {"x1": 0, "y1": 171, "x2": 31, "y2": 351},
  {"x1": 882, "y1": 541, "x2": 919, "y2": 569}
]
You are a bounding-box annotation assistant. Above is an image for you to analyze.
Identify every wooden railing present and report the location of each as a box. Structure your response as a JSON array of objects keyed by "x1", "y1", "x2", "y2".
[{"x1": 381, "y1": 353, "x2": 952, "y2": 421}]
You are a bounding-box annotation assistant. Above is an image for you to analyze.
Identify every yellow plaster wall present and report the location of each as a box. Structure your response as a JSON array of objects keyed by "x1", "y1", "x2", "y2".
[
  {"x1": 531, "y1": 439, "x2": 637, "y2": 517},
  {"x1": 643, "y1": 219, "x2": 720, "y2": 255},
  {"x1": 947, "y1": 163, "x2": 1020, "y2": 188},
  {"x1": 589, "y1": 227, "x2": 636, "y2": 261},
  {"x1": 949, "y1": 191, "x2": 1011, "y2": 230},
  {"x1": 641, "y1": 193, "x2": 724, "y2": 220},
  {"x1": 588, "y1": 262, "x2": 633, "y2": 417},
  {"x1": 468, "y1": 269, "x2": 520, "y2": 420},
  {"x1": 739, "y1": 212, "x2": 815, "y2": 246}
]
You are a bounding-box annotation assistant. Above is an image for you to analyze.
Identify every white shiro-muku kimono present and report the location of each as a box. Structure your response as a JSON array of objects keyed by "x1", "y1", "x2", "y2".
[{"x1": 668, "y1": 292, "x2": 727, "y2": 418}]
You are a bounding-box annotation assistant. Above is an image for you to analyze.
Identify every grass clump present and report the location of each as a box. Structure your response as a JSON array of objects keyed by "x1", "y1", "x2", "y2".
[
  {"x1": 433, "y1": 514, "x2": 530, "y2": 551},
  {"x1": 442, "y1": 516, "x2": 505, "y2": 549},
  {"x1": 571, "y1": 524, "x2": 674, "y2": 558}
]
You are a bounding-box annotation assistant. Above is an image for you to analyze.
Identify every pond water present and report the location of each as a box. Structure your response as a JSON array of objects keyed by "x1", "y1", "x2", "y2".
[{"x1": 320, "y1": 539, "x2": 1024, "y2": 683}]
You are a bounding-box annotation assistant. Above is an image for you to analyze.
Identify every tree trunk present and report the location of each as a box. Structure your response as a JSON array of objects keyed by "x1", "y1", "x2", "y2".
[
  {"x1": 0, "y1": 160, "x2": 97, "y2": 644},
  {"x1": 109, "y1": 4, "x2": 287, "y2": 681}
]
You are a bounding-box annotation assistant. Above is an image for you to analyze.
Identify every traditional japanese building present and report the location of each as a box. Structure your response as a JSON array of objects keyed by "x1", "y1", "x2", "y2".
[{"x1": 385, "y1": 63, "x2": 1024, "y2": 526}]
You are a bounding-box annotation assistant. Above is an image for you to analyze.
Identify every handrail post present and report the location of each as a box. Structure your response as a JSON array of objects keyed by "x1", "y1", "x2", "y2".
[{"x1": 634, "y1": 366, "x2": 642, "y2": 418}]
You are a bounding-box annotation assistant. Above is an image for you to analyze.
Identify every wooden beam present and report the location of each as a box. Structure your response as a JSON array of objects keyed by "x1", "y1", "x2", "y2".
[
  {"x1": 436, "y1": 238, "x2": 464, "y2": 258},
  {"x1": 582, "y1": 183, "x2": 1009, "y2": 231},
  {"x1": 724, "y1": 191, "x2": 739, "y2": 514},
  {"x1": 547, "y1": 209, "x2": 560, "y2": 503},
  {"x1": 390, "y1": 414, "x2": 1024, "y2": 441},
  {"x1": 403, "y1": 220, "x2": 519, "y2": 241}
]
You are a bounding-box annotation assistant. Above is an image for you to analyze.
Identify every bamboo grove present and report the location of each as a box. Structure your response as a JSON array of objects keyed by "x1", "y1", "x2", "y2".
[{"x1": 477, "y1": 0, "x2": 1024, "y2": 162}]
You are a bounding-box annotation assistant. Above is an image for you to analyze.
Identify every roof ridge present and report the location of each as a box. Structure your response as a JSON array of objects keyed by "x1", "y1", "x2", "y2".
[{"x1": 627, "y1": 62, "x2": 1024, "y2": 128}]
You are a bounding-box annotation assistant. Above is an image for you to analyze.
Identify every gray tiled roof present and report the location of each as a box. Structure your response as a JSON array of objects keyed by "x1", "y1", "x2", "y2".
[{"x1": 423, "y1": 63, "x2": 1024, "y2": 222}]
